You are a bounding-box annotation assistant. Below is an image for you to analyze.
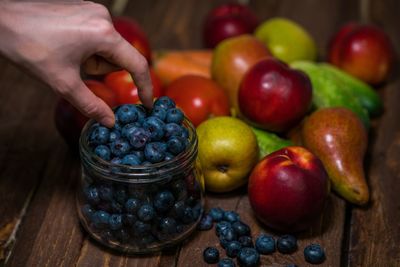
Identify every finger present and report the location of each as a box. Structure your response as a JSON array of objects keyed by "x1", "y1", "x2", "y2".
[
  {"x1": 61, "y1": 73, "x2": 115, "y2": 128},
  {"x1": 82, "y1": 55, "x2": 122, "y2": 75},
  {"x1": 99, "y1": 38, "x2": 153, "y2": 108}
]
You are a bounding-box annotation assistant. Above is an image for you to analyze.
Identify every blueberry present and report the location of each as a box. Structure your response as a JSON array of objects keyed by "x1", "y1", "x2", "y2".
[
  {"x1": 218, "y1": 258, "x2": 236, "y2": 267},
  {"x1": 110, "y1": 157, "x2": 122, "y2": 165},
  {"x1": 277, "y1": 235, "x2": 297, "y2": 254},
  {"x1": 220, "y1": 227, "x2": 237, "y2": 242},
  {"x1": 110, "y1": 138, "x2": 131, "y2": 156},
  {"x1": 144, "y1": 142, "x2": 167, "y2": 163},
  {"x1": 304, "y1": 244, "x2": 326, "y2": 264},
  {"x1": 81, "y1": 204, "x2": 94, "y2": 221},
  {"x1": 109, "y1": 130, "x2": 121, "y2": 143},
  {"x1": 220, "y1": 238, "x2": 229, "y2": 249},
  {"x1": 122, "y1": 214, "x2": 137, "y2": 226},
  {"x1": 237, "y1": 247, "x2": 260, "y2": 267},
  {"x1": 114, "y1": 228, "x2": 130, "y2": 243},
  {"x1": 165, "y1": 108, "x2": 184, "y2": 124},
  {"x1": 98, "y1": 184, "x2": 113, "y2": 201},
  {"x1": 255, "y1": 234, "x2": 275, "y2": 254},
  {"x1": 154, "y1": 190, "x2": 175, "y2": 213},
  {"x1": 197, "y1": 214, "x2": 213, "y2": 230},
  {"x1": 223, "y1": 211, "x2": 240, "y2": 223},
  {"x1": 159, "y1": 217, "x2": 177, "y2": 234},
  {"x1": 110, "y1": 200, "x2": 123, "y2": 213},
  {"x1": 164, "y1": 123, "x2": 183, "y2": 139},
  {"x1": 226, "y1": 241, "x2": 242, "y2": 258},
  {"x1": 121, "y1": 123, "x2": 140, "y2": 139},
  {"x1": 216, "y1": 221, "x2": 232, "y2": 237},
  {"x1": 130, "y1": 150, "x2": 145, "y2": 162},
  {"x1": 108, "y1": 214, "x2": 123, "y2": 230},
  {"x1": 192, "y1": 203, "x2": 202, "y2": 220},
  {"x1": 89, "y1": 126, "x2": 110, "y2": 145},
  {"x1": 137, "y1": 204, "x2": 155, "y2": 222},
  {"x1": 238, "y1": 236, "x2": 254, "y2": 248},
  {"x1": 133, "y1": 220, "x2": 151, "y2": 236},
  {"x1": 151, "y1": 106, "x2": 167, "y2": 121},
  {"x1": 113, "y1": 186, "x2": 127, "y2": 204},
  {"x1": 167, "y1": 136, "x2": 186, "y2": 155},
  {"x1": 84, "y1": 186, "x2": 100, "y2": 205},
  {"x1": 143, "y1": 116, "x2": 165, "y2": 141},
  {"x1": 115, "y1": 104, "x2": 138, "y2": 124},
  {"x1": 164, "y1": 152, "x2": 174, "y2": 161},
  {"x1": 94, "y1": 145, "x2": 111, "y2": 160},
  {"x1": 170, "y1": 179, "x2": 187, "y2": 199},
  {"x1": 135, "y1": 104, "x2": 147, "y2": 123},
  {"x1": 209, "y1": 207, "x2": 224, "y2": 222},
  {"x1": 176, "y1": 224, "x2": 184, "y2": 233},
  {"x1": 128, "y1": 127, "x2": 151, "y2": 149},
  {"x1": 232, "y1": 221, "x2": 251, "y2": 237},
  {"x1": 172, "y1": 201, "x2": 186, "y2": 218},
  {"x1": 154, "y1": 96, "x2": 176, "y2": 110},
  {"x1": 203, "y1": 247, "x2": 219, "y2": 264},
  {"x1": 125, "y1": 198, "x2": 141, "y2": 214},
  {"x1": 181, "y1": 126, "x2": 189, "y2": 139},
  {"x1": 286, "y1": 264, "x2": 297, "y2": 267},
  {"x1": 92, "y1": 210, "x2": 110, "y2": 229},
  {"x1": 180, "y1": 206, "x2": 194, "y2": 224},
  {"x1": 121, "y1": 154, "x2": 141, "y2": 166}
]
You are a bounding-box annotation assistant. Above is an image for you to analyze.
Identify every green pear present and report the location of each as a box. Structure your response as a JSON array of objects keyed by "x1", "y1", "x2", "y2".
[
  {"x1": 255, "y1": 17, "x2": 317, "y2": 63},
  {"x1": 301, "y1": 107, "x2": 369, "y2": 205}
]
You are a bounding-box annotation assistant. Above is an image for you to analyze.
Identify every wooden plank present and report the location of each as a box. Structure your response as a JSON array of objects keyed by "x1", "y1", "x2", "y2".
[{"x1": 347, "y1": 0, "x2": 400, "y2": 266}]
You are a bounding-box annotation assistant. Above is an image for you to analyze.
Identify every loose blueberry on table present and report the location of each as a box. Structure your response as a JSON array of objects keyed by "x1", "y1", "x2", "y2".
[
  {"x1": 277, "y1": 234, "x2": 298, "y2": 254},
  {"x1": 80, "y1": 97, "x2": 203, "y2": 250},
  {"x1": 304, "y1": 243, "x2": 326, "y2": 264},
  {"x1": 203, "y1": 246, "x2": 220, "y2": 264}
]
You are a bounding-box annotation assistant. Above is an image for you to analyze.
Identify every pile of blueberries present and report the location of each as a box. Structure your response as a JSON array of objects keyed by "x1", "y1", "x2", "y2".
[
  {"x1": 198, "y1": 207, "x2": 326, "y2": 267},
  {"x1": 80, "y1": 96, "x2": 203, "y2": 249}
]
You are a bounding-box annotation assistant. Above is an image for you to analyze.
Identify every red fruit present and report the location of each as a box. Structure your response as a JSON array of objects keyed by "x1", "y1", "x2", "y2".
[
  {"x1": 164, "y1": 75, "x2": 230, "y2": 127},
  {"x1": 248, "y1": 146, "x2": 330, "y2": 232},
  {"x1": 328, "y1": 23, "x2": 394, "y2": 84},
  {"x1": 112, "y1": 16, "x2": 152, "y2": 63},
  {"x1": 104, "y1": 69, "x2": 163, "y2": 105},
  {"x1": 238, "y1": 58, "x2": 312, "y2": 133},
  {"x1": 203, "y1": 3, "x2": 259, "y2": 48},
  {"x1": 54, "y1": 80, "x2": 116, "y2": 149}
]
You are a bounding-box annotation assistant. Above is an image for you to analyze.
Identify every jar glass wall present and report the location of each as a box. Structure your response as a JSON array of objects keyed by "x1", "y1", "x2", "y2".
[{"x1": 76, "y1": 118, "x2": 204, "y2": 254}]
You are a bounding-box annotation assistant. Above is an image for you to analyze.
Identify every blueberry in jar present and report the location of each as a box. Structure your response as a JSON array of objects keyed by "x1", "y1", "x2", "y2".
[
  {"x1": 110, "y1": 139, "x2": 131, "y2": 157},
  {"x1": 203, "y1": 247, "x2": 220, "y2": 264},
  {"x1": 165, "y1": 108, "x2": 184, "y2": 124},
  {"x1": 154, "y1": 96, "x2": 176, "y2": 110},
  {"x1": 164, "y1": 123, "x2": 183, "y2": 139},
  {"x1": 304, "y1": 243, "x2": 326, "y2": 264},
  {"x1": 144, "y1": 142, "x2": 167, "y2": 163},
  {"x1": 122, "y1": 214, "x2": 137, "y2": 226},
  {"x1": 180, "y1": 206, "x2": 194, "y2": 224},
  {"x1": 109, "y1": 130, "x2": 121, "y2": 143},
  {"x1": 115, "y1": 104, "x2": 138, "y2": 124},
  {"x1": 151, "y1": 106, "x2": 167, "y2": 121},
  {"x1": 113, "y1": 186, "x2": 127, "y2": 204},
  {"x1": 164, "y1": 152, "x2": 174, "y2": 161},
  {"x1": 197, "y1": 214, "x2": 213, "y2": 230},
  {"x1": 277, "y1": 235, "x2": 297, "y2": 254},
  {"x1": 98, "y1": 184, "x2": 113, "y2": 201},
  {"x1": 92, "y1": 210, "x2": 110, "y2": 229},
  {"x1": 89, "y1": 126, "x2": 110, "y2": 145},
  {"x1": 125, "y1": 198, "x2": 141, "y2": 214},
  {"x1": 121, "y1": 123, "x2": 140, "y2": 139},
  {"x1": 84, "y1": 186, "x2": 100, "y2": 205},
  {"x1": 255, "y1": 234, "x2": 276, "y2": 254},
  {"x1": 130, "y1": 150, "x2": 145, "y2": 162},
  {"x1": 218, "y1": 258, "x2": 236, "y2": 267},
  {"x1": 128, "y1": 127, "x2": 151, "y2": 149},
  {"x1": 237, "y1": 247, "x2": 260, "y2": 267},
  {"x1": 114, "y1": 228, "x2": 130, "y2": 243},
  {"x1": 121, "y1": 154, "x2": 141, "y2": 166},
  {"x1": 137, "y1": 204, "x2": 155, "y2": 222},
  {"x1": 153, "y1": 190, "x2": 175, "y2": 213},
  {"x1": 108, "y1": 214, "x2": 123, "y2": 230},
  {"x1": 81, "y1": 204, "x2": 95, "y2": 221},
  {"x1": 159, "y1": 217, "x2": 177, "y2": 235},
  {"x1": 93, "y1": 145, "x2": 111, "y2": 160},
  {"x1": 167, "y1": 136, "x2": 186, "y2": 155},
  {"x1": 133, "y1": 220, "x2": 151, "y2": 236},
  {"x1": 143, "y1": 116, "x2": 165, "y2": 141},
  {"x1": 226, "y1": 241, "x2": 242, "y2": 258}
]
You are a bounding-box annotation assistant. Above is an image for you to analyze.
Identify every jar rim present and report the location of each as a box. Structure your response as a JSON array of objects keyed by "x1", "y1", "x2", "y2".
[{"x1": 79, "y1": 116, "x2": 198, "y2": 184}]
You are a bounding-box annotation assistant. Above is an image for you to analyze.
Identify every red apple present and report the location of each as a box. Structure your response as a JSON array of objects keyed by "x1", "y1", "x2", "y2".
[
  {"x1": 328, "y1": 23, "x2": 394, "y2": 84},
  {"x1": 238, "y1": 58, "x2": 312, "y2": 133},
  {"x1": 104, "y1": 69, "x2": 163, "y2": 105},
  {"x1": 54, "y1": 80, "x2": 117, "y2": 149},
  {"x1": 112, "y1": 16, "x2": 152, "y2": 63},
  {"x1": 164, "y1": 75, "x2": 230, "y2": 126},
  {"x1": 248, "y1": 146, "x2": 330, "y2": 232},
  {"x1": 203, "y1": 3, "x2": 259, "y2": 48}
]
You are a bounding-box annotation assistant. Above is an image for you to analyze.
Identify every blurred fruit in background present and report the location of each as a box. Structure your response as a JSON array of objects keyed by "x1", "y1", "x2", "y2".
[
  {"x1": 104, "y1": 69, "x2": 163, "y2": 105},
  {"x1": 164, "y1": 75, "x2": 230, "y2": 127},
  {"x1": 255, "y1": 17, "x2": 317, "y2": 63},
  {"x1": 328, "y1": 23, "x2": 394, "y2": 84},
  {"x1": 112, "y1": 16, "x2": 152, "y2": 63},
  {"x1": 203, "y1": 3, "x2": 259, "y2": 48},
  {"x1": 153, "y1": 50, "x2": 212, "y2": 86},
  {"x1": 212, "y1": 35, "x2": 271, "y2": 116}
]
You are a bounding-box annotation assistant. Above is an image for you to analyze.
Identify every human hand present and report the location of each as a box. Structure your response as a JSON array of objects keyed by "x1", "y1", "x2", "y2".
[{"x1": 0, "y1": 1, "x2": 153, "y2": 127}]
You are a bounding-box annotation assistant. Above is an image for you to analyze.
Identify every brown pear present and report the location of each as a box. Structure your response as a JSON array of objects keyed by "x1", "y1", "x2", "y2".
[{"x1": 301, "y1": 107, "x2": 369, "y2": 205}]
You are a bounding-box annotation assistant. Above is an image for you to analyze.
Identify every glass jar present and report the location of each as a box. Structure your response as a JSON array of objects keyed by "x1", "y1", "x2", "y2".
[{"x1": 76, "y1": 118, "x2": 204, "y2": 254}]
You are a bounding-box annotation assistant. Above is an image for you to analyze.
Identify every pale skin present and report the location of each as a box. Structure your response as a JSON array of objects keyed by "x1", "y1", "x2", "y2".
[{"x1": 0, "y1": 1, "x2": 154, "y2": 128}]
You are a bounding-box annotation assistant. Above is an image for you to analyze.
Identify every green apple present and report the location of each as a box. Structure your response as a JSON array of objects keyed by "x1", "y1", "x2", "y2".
[
  {"x1": 255, "y1": 17, "x2": 317, "y2": 63},
  {"x1": 196, "y1": 117, "x2": 259, "y2": 193}
]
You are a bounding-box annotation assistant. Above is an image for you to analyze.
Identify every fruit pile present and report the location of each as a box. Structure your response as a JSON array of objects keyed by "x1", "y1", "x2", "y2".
[
  {"x1": 79, "y1": 96, "x2": 203, "y2": 250},
  {"x1": 198, "y1": 207, "x2": 326, "y2": 266}
]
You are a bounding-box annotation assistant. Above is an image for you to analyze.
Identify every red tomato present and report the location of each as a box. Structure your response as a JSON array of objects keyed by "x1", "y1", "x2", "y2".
[
  {"x1": 104, "y1": 69, "x2": 163, "y2": 105},
  {"x1": 164, "y1": 75, "x2": 230, "y2": 126}
]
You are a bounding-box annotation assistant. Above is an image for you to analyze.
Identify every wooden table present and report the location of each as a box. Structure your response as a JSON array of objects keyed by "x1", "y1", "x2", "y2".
[{"x1": 1, "y1": 1, "x2": 399, "y2": 266}]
